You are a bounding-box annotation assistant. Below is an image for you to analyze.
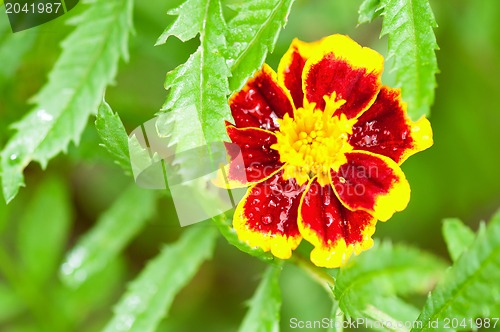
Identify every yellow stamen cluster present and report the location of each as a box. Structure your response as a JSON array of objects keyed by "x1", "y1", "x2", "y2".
[{"x1": 271, "y1": 94, "x2": 355, "y2": 186}]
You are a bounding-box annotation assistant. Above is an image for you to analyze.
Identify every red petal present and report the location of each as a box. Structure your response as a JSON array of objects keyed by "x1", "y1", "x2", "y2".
[
  {"x1": 222, "y1": 125, "x2": 282, "y2": 187},
  {"x1": 277, "y1": 38, "x2": 321, "y2": 109},
  {"x1": 233, "y1": 170, "x2": 306, "y2": 259},
  {"x1": 330, "y1": 151, "x2": 410, "y2": 221},
  {"x1": 349, "y1": 87, "x2": 433, "y2": 164},
  {"x1": 299, "y1": 179, "x2": 376, "y2": 268},
  {"x1": 229, "y1": 64, "x2": 294, "y2": 131},
  {"x1": 302, "y1": 35, "x2": 383, "y2": 119}
]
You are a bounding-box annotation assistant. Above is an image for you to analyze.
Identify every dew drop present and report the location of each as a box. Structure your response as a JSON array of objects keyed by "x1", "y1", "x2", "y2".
[
  {"x1": 324, "y1": 193, "x2": 331, "y2": 206},
  {"x1": 9, "y1": 154, "x2": 17, "y2": 161},
  {"x1": 325, "y1": 212, "x2": 334, "y2": 227},
  {"x1": 261, "y1": 214, "x2": 273, "y2": 225},
  {"x1": 36, "y1": 109, "x2": 53, "y2": 122}
]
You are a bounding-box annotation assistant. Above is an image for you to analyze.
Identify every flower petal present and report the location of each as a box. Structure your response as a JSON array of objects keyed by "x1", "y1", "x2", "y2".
[
  {"x1": 349, "y1": 87, "x2": 433, "y2": 164},
  {"x1": 229, "y1": 64, "x2": 294, "y2": 131},
  {"x1": 220, "y1": 125, "x2": 282, "y2": 187},
  {"x1": 277, "y1": 38, "x2": 321, "y2": 109},
  {"x1": 330, "y1": 151, "x2": 410, "y2": 221},
  {"x1": 298, "y1": 179, "x2": 376, "y2": 268},
  {"x1": 233, "y1": 170, "x2": 306, "y2": 259},
  {"x1": 302, "y1": 34, "x2": 383, "y2": 119}
]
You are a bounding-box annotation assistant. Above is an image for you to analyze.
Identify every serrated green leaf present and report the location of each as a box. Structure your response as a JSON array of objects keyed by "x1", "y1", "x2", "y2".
[
  {"x1": 358, "y1": 0, "x2": 382, "y2": 24},
  {"x1": 17, "y1": 176, "x2": 71, "y2": 286},
  {"x1": 95, "y1": 99, "x2": 131, "y2": 174},
  {"x1": 60, "y1": 184, "x2": 156, "y2": 288},
  {"x1": 334, "y1": 241, "x2": 446, "y2": 319},
  {"x1": 380, "y1": 0, "x2": 438, "y2": 119},
  {"x1": 226, "y1": 0, "x2": 295, "y2": 92},
  {"x1": 238, "y1": 265, "x2": 282, "y2": 332},
  {"x1": 412, "y1": 210, "x2": 500, "y2": 331},
  {"x1": 364, "y1": 296, "x2": 420, "y2": 330},
  {"x1": 56, "y1": 258, "x2": 125, "y2": 324},
  {"x1": 442, "y1": 218, "x2": 475, "y2": 262},
  {"x1": 0, "y1": 0, "x2": 133, "y2": 203},
  {"x1": 103, "y1": 225, "x2": 218, "y2": 332},
  {"x1": 213, "y1": 214, "x2": 274, "y2": 262},
  {"x1": 155, "y1": 0, "x2": 231, "y2": 152}
]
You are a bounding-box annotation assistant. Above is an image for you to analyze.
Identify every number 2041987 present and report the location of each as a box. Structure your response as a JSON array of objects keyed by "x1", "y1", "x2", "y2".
[
  {"x1": 443, "y1": 318, "x2": 499, "y2": 329},
  {"x1": 5, "y1": 2, "x2": 62, "y2": 14}
]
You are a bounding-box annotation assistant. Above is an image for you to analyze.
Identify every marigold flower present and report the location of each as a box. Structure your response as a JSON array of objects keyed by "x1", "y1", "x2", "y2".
[{"x1": 223, "y1": 34, "x2": 433, "y2": 268}]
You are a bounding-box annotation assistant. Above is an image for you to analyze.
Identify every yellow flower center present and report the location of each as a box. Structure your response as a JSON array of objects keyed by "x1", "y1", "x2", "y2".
[{"x1": 271, "y1": 93, "x2": 356, "y2": 186}]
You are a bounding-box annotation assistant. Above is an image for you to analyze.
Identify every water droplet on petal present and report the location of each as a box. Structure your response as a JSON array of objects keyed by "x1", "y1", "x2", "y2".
[
  {"x1": 325, "y1": 212, "x2": 334, "y2": 227},
  {"x1": 10, "y1": 154, "x2": 17, "y2": 161},
  {"x1": 261, "y1": 214, "x2": 273, "y2": 225},
  {"x1": 324, "y1": 193, "x2": 331, "y2": 206}
]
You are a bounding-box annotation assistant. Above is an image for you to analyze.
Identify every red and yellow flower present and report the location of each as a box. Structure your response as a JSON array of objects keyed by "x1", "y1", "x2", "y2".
[{"x1": 223, "y1": 34, "x2": 432, "y2": 268}]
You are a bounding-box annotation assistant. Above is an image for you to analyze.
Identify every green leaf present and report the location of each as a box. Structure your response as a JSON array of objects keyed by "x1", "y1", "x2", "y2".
[
  {"x1": 334, "y1": 241, "x2": 446, "y2": 319},
  {"x1": 17, "y1": 176, "x2": 72, "y2": 286},
  {"x1": 442, "y1": 218, "x2": 475, "y2": 262},
  {"x1": 358, "y1": 0, "x2": 382, "y2": 24},
  {"x1": 213, "y1": 214, "x2": 274, "y2": 262},
  {"x1": 412, "y1": 210, "x2": 500, "y2": 331},
  {"x1": 0, "y1": 0, "x2": 133, "y2": 203},
  {"x1": 380, "y1": 0, "x2": 438, "y2": 119},
  {"x1": 238, "y1": 265, "x2": 282, "y2": 332},
  {"x1": 60, "y1": 184, "x2": 156, "y2": 288},
  {"x1": 56, "y1": 259, "x2": 126, "y2": 325},
  {"x1": 155, "y1": 0, "x2": 231, "y2": 152},
  {"x1": 95, "y1": 99, "x2": 131, "y2": 174},
  {"x1": 364, "y1": 296, "x2": 420, "y2": 330},
  {"x1": 226, "y1": 0, "x2": 295, "y2": 92},
  {"x1": 103, "y1": 225, "x2": 218, "y2": 332}
]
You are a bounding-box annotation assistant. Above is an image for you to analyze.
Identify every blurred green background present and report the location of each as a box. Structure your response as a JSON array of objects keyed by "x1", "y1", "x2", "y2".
[{"x1": 1, "y1": 0, "x2": 499, "y2": 331}]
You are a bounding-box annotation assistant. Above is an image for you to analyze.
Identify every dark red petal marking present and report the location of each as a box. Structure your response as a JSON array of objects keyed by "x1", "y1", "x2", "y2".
[
  {"x1": 229, "y1": 65, "x2": 294, "y2": 131},
  {"x1": 303, "y1": 56, "x2": 380, "y2": 119},
  {"x1": 278, "y1": 40, "x2": 313, "y2": 109},
  {"x1": 225, "y1": 125, "x2": 282, "y2": 184},
  {"x1": 300, "y1": 180, "x2": 374, "y2": 247},
  {"x1": 241, "y1": 170, "x2": 305, "y2": 236},
  {"x1": 349, "y1": 87, "x2": 433, "y2": 164},
  {"x1": 330, "y1": 151, "x2": 410, "y2": 221},
  {"x1": 233, "y1": 170, "x2": 306, "y2": 258}
]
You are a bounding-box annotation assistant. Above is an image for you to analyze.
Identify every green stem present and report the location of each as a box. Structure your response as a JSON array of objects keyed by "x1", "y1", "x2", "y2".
[{"x1": 289, "y1": 252, "x2": 336, "y2": 298}]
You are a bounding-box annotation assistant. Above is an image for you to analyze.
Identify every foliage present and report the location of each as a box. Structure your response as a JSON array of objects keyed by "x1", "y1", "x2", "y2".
[
  {"x1": 103, "y1": 225, "x2": 218, "y2": 332},
  {"x1": 155, "y1": 0, "x2": 232, "y2": 152},
  {"x1": 238, "y1": 265, "x2": 282, "y2": 332},
  {"x1": 334, "y1": 241, "x2": 446, "y2": 320},
  {"x1": 412, "y1": 211, "x2": 500, "y2": 331},
  {"x1": 1, "y1": 0, "x2": 499, "y2": 331},
  {"x1": 95, "y1": 100, "x2": 132, "y2": 174},
  {"x1": 359, "y1": 0, "x2": 439, "y2": 120},
  {"x1": 0, "y1": 0, "x2": 134, "y2": 203},
  {"x1": 226, "y1": 0, "x2": 295, "y2": 92},
  {"x1": 60, "y1": 185, "x2": 157, "y2": 288}
]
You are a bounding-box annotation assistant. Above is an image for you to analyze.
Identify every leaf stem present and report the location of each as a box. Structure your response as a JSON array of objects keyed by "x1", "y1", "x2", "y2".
[{"x1": 289, "y1": 252, "x2": 336, "y2": 297}]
